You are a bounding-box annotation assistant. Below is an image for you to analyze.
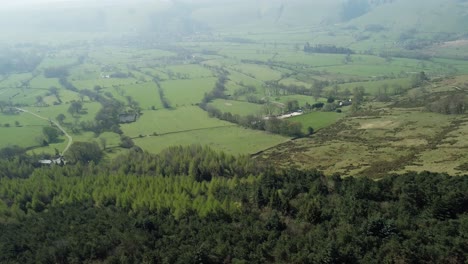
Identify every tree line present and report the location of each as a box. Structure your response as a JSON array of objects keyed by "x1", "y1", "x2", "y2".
[{"x1": 304, "y1": 43, "x2": 355, "y2": 55}]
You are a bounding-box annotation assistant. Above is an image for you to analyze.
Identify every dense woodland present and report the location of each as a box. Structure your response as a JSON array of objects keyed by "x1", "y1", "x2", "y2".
[{"x1": 0, "y1": 145, "x2": 466, "y2": 263}]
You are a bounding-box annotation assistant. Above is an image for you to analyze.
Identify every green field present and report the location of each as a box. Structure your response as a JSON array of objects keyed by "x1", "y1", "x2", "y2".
[
  {"x1": 0, "y1": 0, "x2": 466, "y2": 161},
  {"x1": 161, "y1": 78, "x2": 217, "y2": 106},
  {"x1": 134, "y1": 126, "x2": 289, "y2": 155},
  {"x1": 208, "y1": 99, "x2": 264, "y2": 116},
  {"x1": 289, "y1": 111, "x2": 344, "y2": 133},
  {"x1": 121, "y1": 106, "x2": 232, "y2": 137}
]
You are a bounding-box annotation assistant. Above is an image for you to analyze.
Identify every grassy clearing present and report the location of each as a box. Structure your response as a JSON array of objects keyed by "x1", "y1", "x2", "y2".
[
  {"x1": 164, "y1": 64, "x2": 214, "y2": 79},
  {"x1": 134, "y1": 125, "x2": 289, "y2": 155},
  {"x1": 119, "y1": 82, "x2": 162, "y2": 110},
  {"x1": 121, "y1": 106, "x2": 232, "y2": 137},
  {"x1": 209, "y1": 99, "x2": 264, "y2": 116},
  {"x1": 24, "y1": 101, "x2": 101, "y2": 123},
  {"x1": 274, "y1": 94, "x2": 318, "y2": 107},
  {"x1": 289, "y1": 111, "x2": 344, "y2": 132},
  {"x1": 0, "y1": 112, "x2": 50, "y2": 148},
  {"x1": 68, "y1": 63, "x2": 101, "y2": 80},
  {"x1": 0, "y1": 126, "x2": 44, "y2": 148},
  {"x1": 231, "y1": 63, "x2": 283, "y2": 81},
  {"x1": 161, "y1": 78, "x2": 217, "y2": 106},
  {"x1": 0, "y1": 73, "x2": 34, "y2": 87},
  {"x1": 71, "y1": 78, "x2": 138, "y2": 90},
  {"x1": 227, "y1": 70, "x2": 263, "y2": 88},
  {"x1": 29, "y1": 76, "x2": 63, "y2": 89}
]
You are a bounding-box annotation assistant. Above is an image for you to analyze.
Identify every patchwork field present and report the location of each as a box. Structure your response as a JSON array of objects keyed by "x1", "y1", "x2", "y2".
[{"x1": 1, "y1": 7, "x2": 468, "y2": 168}]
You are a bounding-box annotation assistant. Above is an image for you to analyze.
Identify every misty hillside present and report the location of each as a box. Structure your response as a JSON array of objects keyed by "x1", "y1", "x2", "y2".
[
  {"x1": 350, "y1": 0, "x2": 468, "y2": 33},
  {"x1": 0, "y1": 0, "x2": 466, "y2": 39}
]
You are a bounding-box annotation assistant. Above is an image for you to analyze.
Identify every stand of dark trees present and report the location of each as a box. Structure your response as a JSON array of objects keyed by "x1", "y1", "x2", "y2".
[
  {"x1": 0, "y1": 145, "x2": 466, "y2": 263},
  {"x1": 304, "y1": 43, "x2": 355, "y2": 55},
  {"x1": 426, "y1": 93, "x2": 467, "y2": 115},
  {"x1": 153, "y1": 78, "x2": 171, "y2": 109}
]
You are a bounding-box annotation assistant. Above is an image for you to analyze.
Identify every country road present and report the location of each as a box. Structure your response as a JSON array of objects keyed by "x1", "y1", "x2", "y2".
[{"x1": 15, "y1": 108, "x2": 73, "y2": 155}]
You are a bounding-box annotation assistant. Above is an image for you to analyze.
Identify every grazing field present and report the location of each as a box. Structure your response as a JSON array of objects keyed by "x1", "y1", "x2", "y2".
[
  {"x1": 0, "y1": 126, "x2": 44, "y2": 148},
  {"x1": 121, "y1": 106, "x2": 233, "y2": 137},
  {"x1": 289, "y1": 111, "x2": 345, "y2": 132},
  {"x1": 208, "y1": 99, "x2": 264, "y2": 116},
  {"x1": 161, "y1": 78, "x2": 217, "y2": 106},
  {"x1": 118, "y1": 82, "x2": 161, "y2": 110},
  {"x1": 133, "y1": 126, "x2": 289, "y2": 155}
]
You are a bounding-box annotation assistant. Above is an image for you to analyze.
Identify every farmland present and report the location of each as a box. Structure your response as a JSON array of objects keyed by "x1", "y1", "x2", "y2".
[{"x1": 0, "y1": 0, "x2": 466, "y2": 172}]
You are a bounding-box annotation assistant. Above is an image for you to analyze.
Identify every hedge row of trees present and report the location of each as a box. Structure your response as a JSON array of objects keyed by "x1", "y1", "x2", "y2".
[
  {"x1": 0, "y1": 145, "x2": 466, "y2": 263},
  {"x1": 304, "y1": 43, "x2": 355, "y2": 54}
]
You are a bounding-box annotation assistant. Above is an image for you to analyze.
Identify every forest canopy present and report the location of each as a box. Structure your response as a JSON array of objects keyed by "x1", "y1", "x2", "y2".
[{"x1": 0, "y1": 145, "x2": 466, "y2": 263}]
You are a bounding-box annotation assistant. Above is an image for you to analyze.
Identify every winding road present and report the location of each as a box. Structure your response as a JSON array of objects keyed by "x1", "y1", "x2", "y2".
[{"x1": 15, "y1": 107, "x2": 73, "y2": 155}]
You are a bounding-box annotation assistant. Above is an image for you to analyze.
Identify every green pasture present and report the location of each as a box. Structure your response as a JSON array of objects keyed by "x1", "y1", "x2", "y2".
[
  {"x1": 139, "y1": 68, "x2": 170, "y2": 80},
  {"x1": 164, "y1": 64, "x2": 214, "y2": 79},
  {"x1": 228, "y1": 70, "x2": 263, "y2": 88},
  {"x1": 209, "y1": 99, "x2": 265, "y2": 116},
  {"x1": 328, "y1": 78, "x2": 412, "y2": 95},
  {"x1": 0, "y1": 73, "x2": 34, "y2": 88},
  {"x1": 121, "y1": 106, "x2": 232, "y2": 137},
  {"x1": 289, "y1": 111, "x2": 344, "y2": 132},
  {"x1": 274, "y1": 94, "x2": 319, "y2": 107},
  {"x1": 224, "y1": 81, "x2": 245, "y2": 96},
  {"x1": 217, "y1": 45, "x2": 277, "y2": 61},
  {"x1": 38, "y1": 57, "x2": 77, "y2": 69},
  {"x1": 0, "y1": 88, "x2": 38, "y2": 105},
  {"x1": 0, "y1": 111, "x2": 59, "y2": 148},
  {"x1": 0, "y1": 126, "x2": 44, "y2": 148},
  {"x1": 29, "y1": 76, "x2": 62, "y2": 89},
  {"x1": 24, "y1": 101, "x2": 101, "y2": 123},
  {"x1": 279, "y1": 78, "x2": 311, "y2": 88},
  {"x1": 275, "y1": 52, "x2": 346, "y2": 67},
  {"x1": 68, "y1": 63, "x2": 101, "y2": 80},
  {"x1": 71, "y1": 77, "x2": 138, "y2": 90},
  {"x1": 161, "y1": 77, "x2": 217, "y2": 106},
  {"x1": 119, "y1": 82, "x2": 162, "y2": 110},
  {"x1": 133, "y1": 125, "x2": 289, "y2": 155},
  {"x1": 231, "y1": 63, "x2": 283, "y2": 81}
]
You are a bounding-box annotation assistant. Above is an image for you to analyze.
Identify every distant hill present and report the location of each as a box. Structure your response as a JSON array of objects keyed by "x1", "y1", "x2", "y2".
[
  {"x1": 349, "y1": 0, "x2": 468, "y2": 33},
  {"x1": 0, "y1": 0, "x2": 466, "y2": 44}
]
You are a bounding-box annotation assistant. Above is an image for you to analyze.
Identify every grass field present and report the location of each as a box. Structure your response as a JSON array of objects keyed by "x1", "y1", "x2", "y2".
[
  {"x1": 133, "y1": 125, "x2": 289, "y2": 155},
  {"x1": 161, "y1": 78, "x2": 217, "y2": 106},
  {"x1": 121, "y1": 106, "x2": 233, "y2": 137},
  {"x1": 118, "y1": 82, "x2": 162, "y2": 110},
  {"x1": 209, "y1": 99, "x2": 264, "y2": 116},
  {"x1": 289, "y1": 111, "x2": 344, "y2": 133}
]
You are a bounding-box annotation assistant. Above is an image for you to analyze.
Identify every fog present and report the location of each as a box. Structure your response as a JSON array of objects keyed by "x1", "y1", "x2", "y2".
[{"x1": 0, "y1": 0, "x2": 463, "y2": 43}]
